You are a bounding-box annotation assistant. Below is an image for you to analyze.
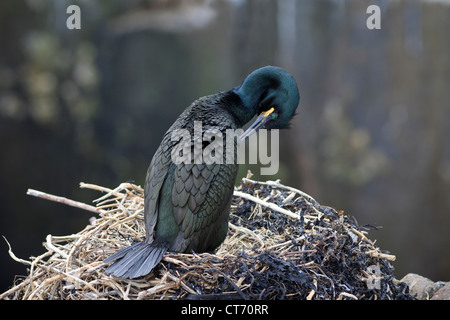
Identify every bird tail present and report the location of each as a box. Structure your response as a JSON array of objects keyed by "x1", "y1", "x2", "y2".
[{"x1": 104, "y1": 241, "x2": 168, "y2": 279}]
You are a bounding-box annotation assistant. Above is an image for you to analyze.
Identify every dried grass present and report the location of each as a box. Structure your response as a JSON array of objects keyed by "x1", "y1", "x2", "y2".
[{"x1": 1, "y1": 173, "x2": 413, "y2": 300}]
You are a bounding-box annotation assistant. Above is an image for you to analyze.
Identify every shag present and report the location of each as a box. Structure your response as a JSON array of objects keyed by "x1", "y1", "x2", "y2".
[{"x1": 104, "y1": 66, "x2": 300, "y2": 278}]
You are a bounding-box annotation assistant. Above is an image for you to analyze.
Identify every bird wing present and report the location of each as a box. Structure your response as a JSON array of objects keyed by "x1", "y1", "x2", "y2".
[
  {"x1": 170, "y1": 118, "x2": 238, "y2": 251},
  {"x1": 145, "y1": 97, "x2": 238, "y2": 249},
  {"x1": 171, "y1": 161, "x2": 237, "y2": 250},
  {"x1": 144, "y1": 130, "x2": 174, "y2": 239}
]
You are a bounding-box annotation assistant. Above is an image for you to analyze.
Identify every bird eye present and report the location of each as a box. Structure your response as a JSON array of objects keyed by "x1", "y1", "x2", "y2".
[{"x1": 271, "y1": 112, "x2": 278, "y2": 120}]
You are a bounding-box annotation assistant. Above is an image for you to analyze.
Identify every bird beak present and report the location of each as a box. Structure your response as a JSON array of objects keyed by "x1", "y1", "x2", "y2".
[{"x1": 239, "y1": 107, "x2": 275, "y2": 141}]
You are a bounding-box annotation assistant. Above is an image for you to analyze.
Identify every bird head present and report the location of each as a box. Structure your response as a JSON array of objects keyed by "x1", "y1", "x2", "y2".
[{"x1": 233, "y1": 66, "x2": 300, "y2": 140}]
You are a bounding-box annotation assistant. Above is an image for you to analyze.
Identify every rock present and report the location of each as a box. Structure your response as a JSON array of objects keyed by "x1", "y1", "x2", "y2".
[
  {"x1": 399, "y1": 273, "x2": 442, "y2": 300},
  {"x1": 430, "y1": 282, "x2": 450, "y2": 300}
]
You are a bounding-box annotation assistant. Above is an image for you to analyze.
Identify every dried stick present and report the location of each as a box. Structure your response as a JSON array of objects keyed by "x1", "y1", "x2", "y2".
[
  {"x1": 365, "y1": 250, "x2": 396, "y2": 261},
  {"x1": 266, "y1": 236, "x2": 306, "y2": 250},
  {"x1": 337, "y1": 292, "x2": 358, "y2": 300},
  {"x1": 80, "y1": 182, "x2": 143, "y2": 203},
  {"x1": 306, "y1": 277, "x2": 318, "y2": 300},
  {"x1": 240, "y1": 178, "x2": 326, "y2": 217},
  {"x1": 233, "y1": 190, "x2": 301, "y2": 220},
  {"x1": 26, "y1": 189, "x2": 103, "y2": 214},
  {"x1": 137, "y1": 283, "x2": 177, "y2": 300},
  {"x1": 228, "y1": 222, "x2": 265, "y2": 248},
  {"x1": 242, "y1": 178, "x2": 317, "y2": 202},
  {"x1": 79, "y1": 182, "x2": 115, "y2": 194},
  {"x1": 2, "y1": 236, "x2": 32, "y2": 267}
]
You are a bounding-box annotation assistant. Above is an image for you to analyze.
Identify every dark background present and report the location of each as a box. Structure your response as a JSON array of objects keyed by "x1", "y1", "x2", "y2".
[{"x1": 1, "y1": 0, "x2": 449, "y2": 293}]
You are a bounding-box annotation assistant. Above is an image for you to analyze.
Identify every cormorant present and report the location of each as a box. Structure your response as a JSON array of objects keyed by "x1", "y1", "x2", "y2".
[{"x1": 104, "y1": 66, "x2": 300, "y2": 278}]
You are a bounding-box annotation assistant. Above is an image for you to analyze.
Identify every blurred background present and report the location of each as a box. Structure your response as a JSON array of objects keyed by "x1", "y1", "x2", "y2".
[{"x1": 1, "y1": 0, "x2": 449, "y2": 293}]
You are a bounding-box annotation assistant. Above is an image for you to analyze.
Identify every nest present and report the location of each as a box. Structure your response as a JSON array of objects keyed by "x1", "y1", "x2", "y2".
[{"x1": 1, "y1": 173, "x2": 413, "y2": 300}]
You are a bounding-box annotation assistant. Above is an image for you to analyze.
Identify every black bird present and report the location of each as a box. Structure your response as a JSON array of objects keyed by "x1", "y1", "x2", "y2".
[{"x1": 104, "y1": 66, "x2": 300, "y2": 278}]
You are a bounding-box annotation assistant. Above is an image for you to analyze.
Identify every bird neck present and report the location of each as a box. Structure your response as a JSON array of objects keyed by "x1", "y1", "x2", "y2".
[{"x1": 213, "y1": 90, "x2": 253, "y2": 128}]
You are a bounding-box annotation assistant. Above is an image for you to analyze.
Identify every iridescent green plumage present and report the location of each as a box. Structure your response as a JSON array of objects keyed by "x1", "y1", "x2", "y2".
[{"x1": 105, "y1": 66, "x2": 300, "y2": 278}]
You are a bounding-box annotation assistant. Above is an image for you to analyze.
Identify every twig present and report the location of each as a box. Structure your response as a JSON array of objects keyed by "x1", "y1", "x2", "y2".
[
  {"x1": 79, "y1": 182, "x2": 115, "y2": 194},
  {"x1": 365, "y1": 250, "x2": 396, "y2": 261},
  {"x1": 337, "y1": 292, "x2": 358, "y2": 300},
  {"x1": 165, "y1": 272, "x2": 197, "y2": 295},
  {"x1": 26, "y1": 189, "x2": 103, "y2": 214},
  {"x1": 233, "y1": 190, "x2": 301, "y2": 220},
  {"x1": 228, "y1": 222, "x2": 265, "y2": 248},
  {"x1": 2, "y1": 236, "x2": 32, "y2": 266},
  {"x1": 306, "y1": 277, "x2": 317, "y2": 300},
  {"x1": 240, "y1": 178, "x2": 324, "y2": 217},
  {"x1": 137, "y1": 283, "x2": 177, "y2": 300},
  {"x1": 242, "y1": 178, "x2": 317, "y2": 203},
  {"x1": 80, "y1": 182, "x2": 143, "y2": 203},
  {"x1": 266, "y1": 236, "x2": 306, "y2": 250},
  {"x1": 45, "y1": 234, "x2": 70, "y2": 260},
  {"x1": 350, "y1": 227, "x2": 369, "y2": 241}
]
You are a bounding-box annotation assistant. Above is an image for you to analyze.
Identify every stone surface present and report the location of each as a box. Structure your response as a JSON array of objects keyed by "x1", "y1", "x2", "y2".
[
  {"x1": 399, "y1": 273, "x2": 443, "y2": 300},
  {"x1": 430, "y1": 282, "x2": 450, "y2": 300}
]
